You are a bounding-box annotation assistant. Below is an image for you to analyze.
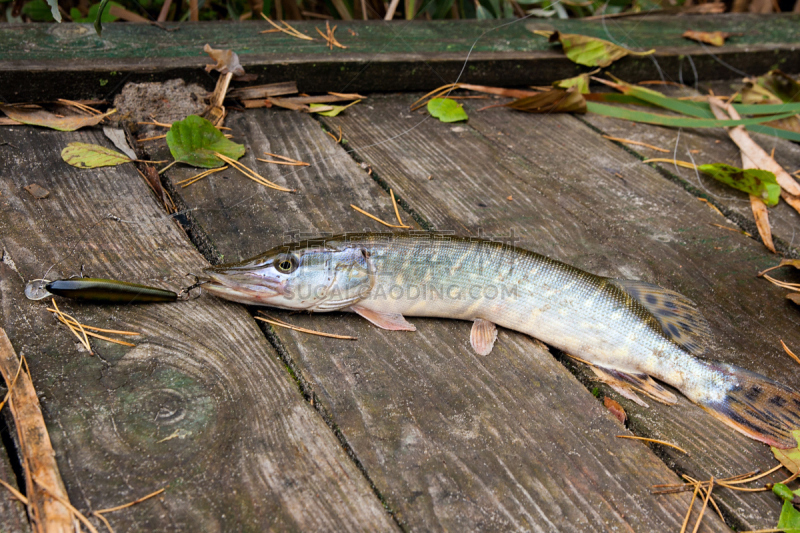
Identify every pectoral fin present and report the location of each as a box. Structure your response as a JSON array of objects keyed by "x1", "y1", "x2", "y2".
[
  {"x1": 591, "y1": 365, "x2": 678, "y2": 407},
  {"x1": 470, "y1": 319, "x2": 497, "y2": 356},
  {"x1": 349, "y1": 305, "x2": 416, "y2": 331}
]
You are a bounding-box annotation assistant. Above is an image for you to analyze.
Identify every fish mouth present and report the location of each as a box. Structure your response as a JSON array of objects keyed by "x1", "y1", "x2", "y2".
[{"x1": 201, "y1": 268, "x2": 284, "y2": 306}]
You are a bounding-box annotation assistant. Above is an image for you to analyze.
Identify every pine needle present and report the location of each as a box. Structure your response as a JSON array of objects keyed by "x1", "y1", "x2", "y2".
[
  {"x1": 0, "y1": 352, "x2": 24, "y2": 412},
  {"x1": 615, "y1": 435, "x2": 688, "y2": 454},
  {"x1": 256, "y1": 315, "x2": 357, "y2": 340},
  {"x1": 350, "y1": 204, "x2": 411, "y2": 229},
  {"x1": 679, "y1": 481, "x2": 700, "y2": 533},
  {"x1": 761, "y1": 274, "x2": 800, "y2": 291},
  {"x1": 94, "y1": 487, "x2": 166, "y2": 515},
  {"x1": 137, "y1": 134, "x2": 167, "y2": 143},
  {"x1": 690, "y1": 476, "x2": 713, "y2": 533},
  {"x1": 213, "y1": 152, "x2": 294, "y2": 192},
  {"x1": 260, "y1": 13, "x2": 313, "y2": 40},
  {"x1": 325, "y1": 125, "x2": 343, "y2": 143},
  {"x1": 781, "y1": 340, "x2": 800, "y2": 367},
  {"x1": 0, "y1": 477, "x2": 28, "y2": 504},
  {"x1": 603, "y1": 135, "x2": 670, "y2": 153},
  {"x1": 390, "y1": 189, "x2": 405, "y2": 226},
  {"x1": 642, "y1": 158, "x2": 698, "y2": 170},
  {"x1": 47, "y1": 309, "x2": 138, "y2": 347},
  {"x1": 261, "y1": 152, "x2": 309, "y2": 166},
  {"x1": 176, "y1": 166, "x2": 228, "y2": 187},
  {"x1": 51, "y1": 299, "x2": 92, "y2": 354}
]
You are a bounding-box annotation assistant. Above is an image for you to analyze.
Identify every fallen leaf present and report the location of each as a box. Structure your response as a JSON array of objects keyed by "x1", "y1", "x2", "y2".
[
  {"x1": 203, "y1": 44, "x2": 245, "y2": 76},
  {"x1": 427, "y1": 98, "x2": 468, "y2": 123},
  {"x1": 788, "y1": 293, "x2": 800, "y2": 305},
  {"x1": 506, "y1": 87, "x2": 586, "y2": 114},
  {"x1": 697, "y1": 163, "x2": 780, "y2": 206},
  {"x1": 682, "y1": 30, "x2": 732, "y2": 47},
  {"x1": 533, "y1": 30, "x2": 655, "y2": 68},
  {"x1": 772, "y1": 430, "x2": 800, "y2": 473},
  {"x1": 166, "y1": 115, "x2": 245, "y2": 168},
  {"x1": 0, "y1": 105, "x2": 115, "y2": 132},
  {"x1": 750, "y1": 195, "x2": 776, "y2": 253},
  {"x1": 742, "y1": 79, "x2": 800, "y2": 137},
  {"x1": 23, "y1": 183, "x2": 49, "y2": 199},
  {"x1": 773, "y1": 483, "x2": 800, "y2": 533},
  {"x1": 102, "y1": 126, "x2": 137, "y2": 160},
  {"x1": 553, "y1": 72, "x2": 594, "y2": 94},
  {"x1": 757, "y1": 70, "x2": 800, "y2": 104},
  {"x1": 309, "y1": 99, "x2": 361, "y2": 117},
  {"x1": 61, "y1": 143, "x2": 132, "y2": 169},
  {"x1": 603, "y1": 397, "x2": 627, "y2": 424}
]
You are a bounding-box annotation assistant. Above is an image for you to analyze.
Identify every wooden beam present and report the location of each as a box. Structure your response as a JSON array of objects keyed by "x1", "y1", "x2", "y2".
[{"x1": 1, "y1": 15, "x2": 799, "y2": 101}]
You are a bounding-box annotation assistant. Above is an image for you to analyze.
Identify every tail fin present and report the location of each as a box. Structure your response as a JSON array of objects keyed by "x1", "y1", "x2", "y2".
[{"x1": 693, "y1": 361, "x2": 800, "y2": 449}]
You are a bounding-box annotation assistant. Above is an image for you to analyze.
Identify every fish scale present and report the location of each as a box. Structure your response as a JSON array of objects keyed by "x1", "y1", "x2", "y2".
[{"x1": 203, "y1": 232, "x2": 800, "y2": 449}]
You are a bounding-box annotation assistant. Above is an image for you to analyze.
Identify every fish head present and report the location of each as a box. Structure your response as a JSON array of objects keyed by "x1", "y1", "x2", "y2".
[{"x1": 202, "y1": 240, "x2": 375, "y2": 311}]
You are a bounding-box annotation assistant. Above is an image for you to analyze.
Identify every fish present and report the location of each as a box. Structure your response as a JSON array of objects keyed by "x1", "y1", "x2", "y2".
[{"x1": 202, "y1": 232, "x2": 800, "y2": 449}]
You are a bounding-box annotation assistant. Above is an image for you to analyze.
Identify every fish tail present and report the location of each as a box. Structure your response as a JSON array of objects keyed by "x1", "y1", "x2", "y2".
[{"x1": 691, "y1": 361, "x2": 800, "y2": 449}]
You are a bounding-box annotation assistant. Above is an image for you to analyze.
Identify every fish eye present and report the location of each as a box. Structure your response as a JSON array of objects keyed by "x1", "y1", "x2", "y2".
[{"x1": 274, "y1": 255, "x2": 298, "y2": 274}]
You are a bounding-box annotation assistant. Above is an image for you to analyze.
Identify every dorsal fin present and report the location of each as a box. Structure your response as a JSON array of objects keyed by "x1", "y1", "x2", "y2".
[{"x1": 610, "y1": 279, "x2": 713, "y2": 356}]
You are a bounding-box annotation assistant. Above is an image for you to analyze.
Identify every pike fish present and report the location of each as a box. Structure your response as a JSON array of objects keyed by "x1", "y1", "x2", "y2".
[{"x1": 203, "y1": 232, "x2": 800, "y2": 449}]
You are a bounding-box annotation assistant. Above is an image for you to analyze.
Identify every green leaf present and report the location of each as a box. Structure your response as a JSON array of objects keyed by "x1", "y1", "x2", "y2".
[
  {"x1": 773, "y1": 430, "x2": 800, "y2": 474},
  {"x1": 733, "y1": 102, "x2": 800, "y2": 114},
  {"x1": 778, "y1": 499, "x2": 800, "y2": 533},
  {"x1": 309, "y1": 99, "x2": 361, "y2": 117},
  {"x1": 72, "y1": 1, "x2": 121, "y2": 22},
  {"x1": 585, "y1": 101, "x2": 797, "y2": 128},
  {"x1": 61, "y1": 142, "x2": 132, "y2": 168},
  {"x1": 775, "y1": 483, "x2": 797, "y2": 501},
  {"x1": 166, "y1": 115, "x2": 245, "y2": 168},
  {"x1": 93, "y1": 0, "x2": 113, "y2": 35},
  {"x1": 427, "y1": 98, "x2": 468, "y2": 123},
  {"x1": 554, "y1": 73, "x2": 592, "y2": 94},
  {"x1": 697, "y1": 164, "x2": 780, "y2": 206},
  {"x1": 534, "y1": 30, "x2": 655, "y2": 68}
]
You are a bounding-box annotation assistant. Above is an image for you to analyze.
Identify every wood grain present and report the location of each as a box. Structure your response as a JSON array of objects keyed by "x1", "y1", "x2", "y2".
[
  {"x1": 160, "y1": 106, "x2": 728, "y2": 531},
  {"x1": 0, "y1": 126, "x2": 395, "y2": 532},
  {"x1": 320, "y1": 93, "x2": 800, "y2": 530}
]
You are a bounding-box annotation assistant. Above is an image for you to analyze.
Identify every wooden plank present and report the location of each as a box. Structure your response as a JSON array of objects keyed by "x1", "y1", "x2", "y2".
[
  {"x1": 318, "y1": 94, "x2": 800, "y2": 530},
  {"x1": 2, "y1": 14, "x2": 800, "y2": 101},
  {"x1": 579, "y1": 88, "x2": 800, "y2": 255},
  {"x1": 158, "y1": 106, "x2": 728, "y2": 531},
  {"x1": 0, "y1": 126, "x2": 396, "y2": 531}
]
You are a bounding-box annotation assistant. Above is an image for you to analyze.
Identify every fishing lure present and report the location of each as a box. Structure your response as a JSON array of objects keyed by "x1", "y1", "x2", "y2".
[{"x1": 25, "y1": 278, "x2": 177, "y2": 304}]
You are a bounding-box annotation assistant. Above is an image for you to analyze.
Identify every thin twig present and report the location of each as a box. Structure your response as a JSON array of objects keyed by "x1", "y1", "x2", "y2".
[
  {"x1": 93, "y1": 511, "x2": 115, "y2": 533},
  {"x1": 325, "y1": 126, "x2": 343, "y2": 143},
  {"x1": 615, "y1": 435, "x2": 688, "y2": 454},
  {"x1": 94, "y1": 487, "x2": 166, "y2": 515},
  {"x1": 350, "y1": 204, "x2": 411, "y2": 229},
  {"x1": 57, "y1": 99, "x2": 102, "y2": 116},
  {"x1": 137, "y1": 134, "x2": 167, "y2": 142},
  {"x1": 710, "y1": 222, "x2": 751, "y2": 237},
  {"x1": 256, "y1": 315, "x2": 358, "y2": 340},
  {"x1": 603, "y1": 135, "x2": 670, "y2": 153}
]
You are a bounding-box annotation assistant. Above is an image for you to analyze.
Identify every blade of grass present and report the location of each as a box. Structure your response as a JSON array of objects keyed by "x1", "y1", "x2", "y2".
[{"x1": 586, "y1": 102, "x2": 797, "y2": 128}]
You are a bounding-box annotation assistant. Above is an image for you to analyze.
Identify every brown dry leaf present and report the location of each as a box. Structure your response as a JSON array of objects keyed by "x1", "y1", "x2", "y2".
[
  {"x1": 505, "y1": 87, "x2": 586, "y2": 114},
  {"x1": 682, "y1": 30, "x2": 733, "y2": 47},
  {"x1": 750, "y1": 194, "x2": 776, "y2": 253},
  {"x1": 0, "y1": 105, "x2": 115, "y2": 132},
  {"x1": 228, "y1": 82, "x2": 299, "y2": 100},
  {"x1": 788, "y1": 293, "x2": 800, "y2": 305},
  {"x1": 603, "y1": 397, "x2": 627, "y2": 424},
  {"x1": 24, "y1": 183, "x2": 49, "y2": 199},
  {"x1": 203, "y1": 44, "x2": 245, "y2": 76}
]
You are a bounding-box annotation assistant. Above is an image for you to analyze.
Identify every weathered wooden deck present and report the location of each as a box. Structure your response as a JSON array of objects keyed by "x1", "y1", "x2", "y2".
[{"x1": 2, "y1": 14, "x2": 800, "y2": 532}]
